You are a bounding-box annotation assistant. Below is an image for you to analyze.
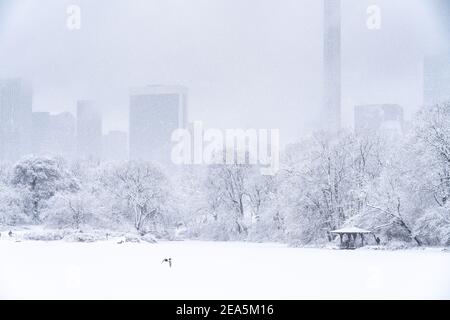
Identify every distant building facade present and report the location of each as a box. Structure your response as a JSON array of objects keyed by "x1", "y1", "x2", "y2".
[
  {"x1": 31, "y1": 112, "x2": 51, "y2": 156},
  {"x1": 77, "y1": 100, "x2": 102, "y2": 160},
  {"x1": 323, "y1": 0, "x2": 342, "y2": 132},
  {"x1": 103, "y1": 130, "x2": 128, "y2": 161},
  {"x1": 129, "y1": 85, "x2": 188, "y2": 163},
  {"x1": 34, "y1": 110, "x2": 90, "y2": 160},
  {"x1": 424, "y1": 53, "x2": 450, "y2": 107},
  {"x1": 354, "y1": 104, "x2": 404, "y2": 136},
  {"x1": 49, "y1": 112, "x2": 76, "y2": 160},
  {"x1": 0, "y1": 79, "x2": 32, "y2": 162}
]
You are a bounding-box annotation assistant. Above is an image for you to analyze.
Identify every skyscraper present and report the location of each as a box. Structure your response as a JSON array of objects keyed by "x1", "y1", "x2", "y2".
[
  {"x1": 32, "y1": 111, "x2": 77, "y2": 159},
  {"x1": 31, "y1": 112, "x2": 51, "y2": 156},
  {"x1": 0, "y1": 78, "x2": 32, "y2": 162},
  {"x1": 323, "y1": 0, "x2": 341, "y2": 132},
  {"x1": 129, "y1": 85, "x2": 188, "y2": 163},
  {"x1": 49, "y1": 112, "x2": 76, "y2": 160},
  {"x1": 423, "y1": 53, "x2": 450, "y2": 107},
  {"x1": 77, "y1": 100, "x2": 102, "y2": 160}
]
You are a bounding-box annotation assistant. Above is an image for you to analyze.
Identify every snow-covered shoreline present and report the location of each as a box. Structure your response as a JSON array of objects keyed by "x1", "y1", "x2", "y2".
[{"x1": 1, "y1": 226, "x2": 449, "y2": 251}]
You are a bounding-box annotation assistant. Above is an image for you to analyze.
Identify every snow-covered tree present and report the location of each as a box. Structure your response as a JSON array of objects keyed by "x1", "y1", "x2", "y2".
[
  {"x1": 281, "y1": 130, "x2": 386, "y2": 244},
  {"x1": 205, "y1": 159, "x2": 254, "y2": 237},
  {"x1": 103, "y1": 162, "x2": 170, "y2": 233},
  {"x1": 360, "y1": 160, "x2": 423, "y2": 245},
  {"x1": 171, "y1": 165, "x2": 209, "y2": 238},
  {"x1": 414, "y1": 102, "x2": 450, "y2": 208},
  {"x1": 11, "y1": 156, "x2": 78, "y2": 222}
]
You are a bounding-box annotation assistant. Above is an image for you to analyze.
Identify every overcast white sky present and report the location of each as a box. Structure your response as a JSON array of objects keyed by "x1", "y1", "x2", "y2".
[{"x1": 0, "y1": 0, "x2": 449, "y2": 144}]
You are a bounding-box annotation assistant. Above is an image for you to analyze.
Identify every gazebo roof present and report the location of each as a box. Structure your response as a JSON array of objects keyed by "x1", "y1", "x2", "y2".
[{"x1": 330, "y1": 227, "x2": 372, "y2": 234}]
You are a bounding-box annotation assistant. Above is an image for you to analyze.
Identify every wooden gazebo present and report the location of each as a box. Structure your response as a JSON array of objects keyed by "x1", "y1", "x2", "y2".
[{"x1": 331, "y1": 227, "x2": 374, "y2": 249}]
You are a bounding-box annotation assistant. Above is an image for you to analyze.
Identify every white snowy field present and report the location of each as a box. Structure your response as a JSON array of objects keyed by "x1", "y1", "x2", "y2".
[{"x1": 0, "y1": 240, "x2": 449, "y2": 300}]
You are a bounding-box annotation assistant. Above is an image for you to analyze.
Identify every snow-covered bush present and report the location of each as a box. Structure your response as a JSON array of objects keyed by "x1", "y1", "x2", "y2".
[
  {"x1": 64, "y1": 232, "x2": 99, "y2": 243},
  {"x1": 22, "y1": 229, "x2": 67, "y2": 241},
  {"x1": 140, "y1": 233, "x2": 157, "y2": 243},
  {"x1": 43, "y1": 189, "x2": 107, "y2": 230},
  {"x1": 0, "y1": 183, "x2": 29, "y2": 226},
  {"x1": 415, "y1": 207, "x2": 450, "y2": 246}
]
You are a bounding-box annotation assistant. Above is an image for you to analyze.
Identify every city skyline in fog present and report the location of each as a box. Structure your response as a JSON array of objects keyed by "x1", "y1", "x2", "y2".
[{"x1": 1, "y1": 0, "x2": 449, "y2": 145}]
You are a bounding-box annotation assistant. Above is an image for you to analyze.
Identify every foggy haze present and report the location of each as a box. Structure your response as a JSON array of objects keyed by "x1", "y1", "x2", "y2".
[
  {"x1": 0, "y1": 0, "x2": 449, "y2": 145},
  {"x1": 2, "y1": 1, "x2": 450, "y2": 302}
]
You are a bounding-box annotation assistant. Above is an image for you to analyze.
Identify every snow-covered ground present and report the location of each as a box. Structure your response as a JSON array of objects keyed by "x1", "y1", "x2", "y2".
[{"x1": 1, "y1": 239, "x2": 449, "y2": 299}]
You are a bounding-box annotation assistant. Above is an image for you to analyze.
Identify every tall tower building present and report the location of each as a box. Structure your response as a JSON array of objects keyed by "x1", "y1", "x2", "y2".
[
  {"x1": 0, "y1": 79, "x2": 32, "y2": 162},
  {"x1": 323, "y1": 0, "x2": 342, "y2": 132},
  {"x1": 129, "y1": 85, "x2": 188, "y2": 163},
  {"x1": 77, "y1": 100, "x2": 102, "y2": 160}
]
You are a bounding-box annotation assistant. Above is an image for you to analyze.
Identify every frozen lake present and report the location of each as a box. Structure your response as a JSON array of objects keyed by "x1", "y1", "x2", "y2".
[{"x1": 1, "y1": 240, "x2": 449, "y2": 299}]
